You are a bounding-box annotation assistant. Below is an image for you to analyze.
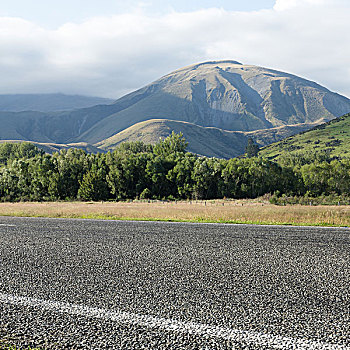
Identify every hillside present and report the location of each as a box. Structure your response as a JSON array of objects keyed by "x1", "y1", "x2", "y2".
[
  {"x1": 0, "y1": 93, "x2": 113, "y2": 112},
  {"x1": 259, "y1": 113, "x2": 350, "y2": 160},
  {"x1": 0, "y1": 104, "x2": 124, "y2": 143},
  {"x1": 97, "y1": 119, "x2": 247, "y2": 158},
  {"x1": 97, "y1": 119, "x2": 324, "y2": 158}
]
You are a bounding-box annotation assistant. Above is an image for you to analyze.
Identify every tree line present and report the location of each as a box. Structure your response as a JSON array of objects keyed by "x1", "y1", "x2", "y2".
[{"x1": 0, "y1": 133, "x2": 350, "y2": 202}]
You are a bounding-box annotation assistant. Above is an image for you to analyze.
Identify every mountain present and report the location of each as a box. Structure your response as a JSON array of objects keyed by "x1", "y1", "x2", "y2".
[
  {"x1": 0, "y1": 61, "x2": 350, "y2": 158},
  {"x1": 97, "y1": 119, "x2": 322, "y2": 159},
  {"x1": 78, "y1": 60, "x2": 350, "y2": 144},
  {"x1": 259, "y1": 113, "x2": 350, "y2": 160},
  {"x1": 0, "y1": 93, "x2": 113, "y2": 112}
]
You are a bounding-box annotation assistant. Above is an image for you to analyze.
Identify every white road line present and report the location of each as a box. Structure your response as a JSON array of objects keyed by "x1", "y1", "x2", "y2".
[
  {"x1": 0, "y1": 224, "x2": 16, "y2": 227},
  {"x1": 0, "y1": 293, "x2": 348, "y2": 350}
]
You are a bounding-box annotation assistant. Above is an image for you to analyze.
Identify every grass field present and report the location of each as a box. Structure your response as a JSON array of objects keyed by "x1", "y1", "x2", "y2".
[{"x1": 0, "y1": 200, "x2": 349, "y2": 227}]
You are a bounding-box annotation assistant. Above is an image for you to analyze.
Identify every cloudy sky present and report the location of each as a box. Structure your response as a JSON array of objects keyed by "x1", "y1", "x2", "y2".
[{"x1": 0, "y1": 0, "x2": 349, "y2": 99}]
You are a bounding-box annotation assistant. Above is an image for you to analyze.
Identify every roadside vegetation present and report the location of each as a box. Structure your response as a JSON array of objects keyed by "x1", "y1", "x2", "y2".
[
  {"x1": 0, "y1": 132, "x2": 350, "y2": 205},
  {"x1": 0, "y1": 201, "x2": 350, "y2": 227}
]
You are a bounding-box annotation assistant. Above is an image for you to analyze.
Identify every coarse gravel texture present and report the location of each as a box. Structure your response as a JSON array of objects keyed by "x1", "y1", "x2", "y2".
[{"x1": 0, "y1": 217, "x2": 349, "y2": 349}]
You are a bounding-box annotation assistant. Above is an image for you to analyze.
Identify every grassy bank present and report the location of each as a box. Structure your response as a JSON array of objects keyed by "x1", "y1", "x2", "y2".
[{"x1": 0, "y1": 200, "x2": 349, "y2": 227}]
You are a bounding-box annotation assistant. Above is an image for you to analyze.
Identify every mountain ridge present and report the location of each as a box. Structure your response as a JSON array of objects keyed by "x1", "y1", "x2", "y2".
[{"x1": 0, "y1": 93, "x2": 113, "y2": 112}]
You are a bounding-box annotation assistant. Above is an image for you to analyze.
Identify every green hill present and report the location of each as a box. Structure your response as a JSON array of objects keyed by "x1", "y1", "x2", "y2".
[{"x1": 259, "y1": 113, "x2": 350, "y2": 160}]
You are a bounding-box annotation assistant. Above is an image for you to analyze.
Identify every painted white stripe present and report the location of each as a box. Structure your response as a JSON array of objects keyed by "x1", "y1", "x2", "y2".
[
  {"x1": 0, "y1": 224, "x2": 16, "y2": 227},
  {"x1": 0, "y1": 293, "x2": 348, "y2": 349}
]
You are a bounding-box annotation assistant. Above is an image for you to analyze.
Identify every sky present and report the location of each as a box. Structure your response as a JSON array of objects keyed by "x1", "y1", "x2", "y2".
[{"x1": 0, "y1": 0, "x2": 349, "y2": 99}]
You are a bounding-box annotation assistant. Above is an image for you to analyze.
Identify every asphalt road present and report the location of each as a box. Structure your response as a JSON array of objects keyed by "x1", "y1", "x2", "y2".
[{"x1": 0, "y1": 217, "x2": 349, "y2": 349}]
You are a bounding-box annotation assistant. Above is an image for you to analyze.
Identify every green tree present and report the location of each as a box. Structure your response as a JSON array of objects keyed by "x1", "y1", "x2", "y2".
[
  {"x1": 153, "y1": 132, "x2": 188, "y2": 157},
  {"x1": 78, "y1": 169, "x2": 109, "y2": 201},
  {"x1": 192, "y1": 157, "x2": 224, "y2": 199},
  {"x1": 146, "y1": 155, "x2": 175, "y2": 199},
  {"x1": 167, "y1": 153, "x2": 197, "y2": 199},
  {"x1": 245, "y1": 138, "x2": 260, "y2": 158},
  {"x1": 0, "y1": 142, "x2": 43, "y2": 165},
  {"x1": 51, "y1": 149, "x2": 90, "y2": 199}
]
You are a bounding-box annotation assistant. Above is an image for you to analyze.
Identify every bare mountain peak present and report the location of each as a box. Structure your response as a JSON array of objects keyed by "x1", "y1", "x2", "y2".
[{"x1": 174, "y1": 60, "x2": 243, "y2": 73}]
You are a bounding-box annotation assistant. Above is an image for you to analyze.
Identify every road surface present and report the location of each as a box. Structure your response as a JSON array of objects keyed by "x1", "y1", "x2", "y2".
[{"x1": 0, "y1": 217, "x2": 349, "y2": 349}]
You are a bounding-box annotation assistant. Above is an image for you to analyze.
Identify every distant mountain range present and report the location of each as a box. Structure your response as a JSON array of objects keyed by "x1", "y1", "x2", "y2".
[
  {"x1": 1, "y1": 61, "x2": 350, "y2": 158},
  {"x1": 0, "y1": 93, "x2": 113, "y2": 112}
]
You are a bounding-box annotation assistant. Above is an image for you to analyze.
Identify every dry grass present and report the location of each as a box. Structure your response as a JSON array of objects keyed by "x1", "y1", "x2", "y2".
[{"x1": 0, "y1": 200, "x2": 349, "y2": 227}]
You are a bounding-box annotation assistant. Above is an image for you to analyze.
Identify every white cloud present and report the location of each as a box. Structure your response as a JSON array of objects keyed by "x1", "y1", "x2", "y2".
[
  {"x1": 273, "y1": 0, "x2": 327, "y2": 11},
  {"x1": 0, "y1": 0, "x2": 349, "y2": 99}
]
